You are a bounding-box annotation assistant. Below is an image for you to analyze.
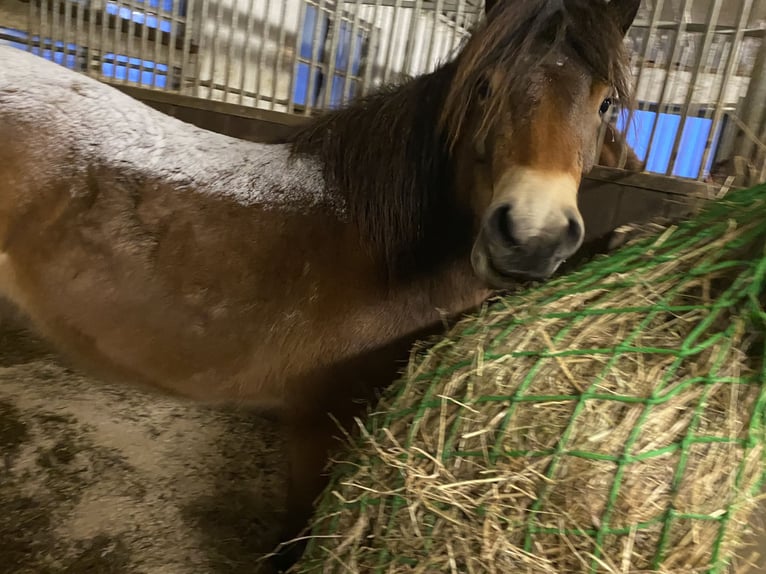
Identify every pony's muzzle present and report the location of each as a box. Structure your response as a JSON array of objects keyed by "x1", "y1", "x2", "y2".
[{"x1": 472, "y1": 201, "x2": 585, "y2": 286}]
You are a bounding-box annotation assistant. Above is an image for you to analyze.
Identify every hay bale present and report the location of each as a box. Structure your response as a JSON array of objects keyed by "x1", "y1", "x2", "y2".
[{"x1": 294, "y1": 183, "x2": 766, "y2": 574}]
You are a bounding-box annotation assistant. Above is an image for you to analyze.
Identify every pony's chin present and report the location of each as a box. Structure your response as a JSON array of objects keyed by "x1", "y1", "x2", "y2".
[{"x1": 471, "y1": 246, "x2": 564, "y2": 290}]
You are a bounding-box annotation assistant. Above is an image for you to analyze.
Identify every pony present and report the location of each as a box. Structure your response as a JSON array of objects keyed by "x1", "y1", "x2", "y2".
[{"x1": 0, "y1": 0, "x2": 640, "y2": 565}]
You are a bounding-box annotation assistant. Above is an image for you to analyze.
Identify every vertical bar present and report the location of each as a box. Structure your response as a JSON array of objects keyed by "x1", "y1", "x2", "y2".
[
  {"x1": 735, "y1": 36, "x2": 766, "y2": 163},
  {"x1": 697, "y1": 0, "x2": 755, "y2": 180},
  {"x1": 321, "y1": 0, "x2": 344, "y2": 109},
  {"x1": 137, "y1": 0, "x2": 150, "y2": 83},
  {"x1": 447, "y1": 0, "x2": 465, "y2": 59},
  {"x1": 52, "y1": 0, "x2": 61, "y2": 62},
  {"x1": 361, "y1": 11, "x2": 380, "y2": 95},
  {"x1": 180, "y1": 0, "x2": 196, "y2": 93},
  {"x1": 402, "y1": 0, "x2": 423, "y2": 76},
  {"x1": 640, "y1": 0, "x2": 694, "y2": 170},
  {"x1": 86, "y1": 0, "x2": 97, "y2": 75},
  {"x1": 39, "y1": 0, "x2": 48, "y2": 55},
  {"x1": 100, "y1": 0, "x2": 109, "y2": 80},
  {"x1": 425, "y1": 0, "x2": 444, "y2": 72},
  {"x1": 341, "y1": 0, "x2": 364, "y2": 105},
  {"x1": 237, "y1": 0, "x2": 256, "y2": 105},
  {"x1": 124, "y1": 0, "x2": 136, "y2": 84},
  {"x1": 286, "y1": 0, "x2": 308, "y2": 114},
  {"x1": 167, "y1": 0, "x2": 181, "y2": 90},
  {"x1": 618, "y1": 0, "x2": 666, "y2": 162},
  {"x1": 269, "y1": 0, "x2": 289, "y2": 109},
  {"x1": 203, "y1": 0, "x2": 226, "y2": 97},
  {"x1": 255, "y1": 0, "x2": 274, "y2": 108},
  {"x1": 360, "y1": 0, "x2": 382, "y2": 95},
  {"x1": 112, "y1": 0, "x2": 121, "y2": 79},
  {"x1": 221, "y1": 0, "x2": 240, "y2": 101},
  {"x1": 383, "y1": 0, "x2": 404, "y2": 83},
  {"x1": 63, "y1": 0, "x2": 72, "y2": 66},
  {"x1": 665, "y1": 0, "x2": 725, "y2": 175},
  {"x1": 26, "y1": 0, "x2": 35, "y2": 54},
  {"x1": 192, "y1": 0, "x2": 209, "y2": 95},
  {"x1": 75, "y1": 0, "x2": 85, "y2": 69},
  {"x1": 304, "y1": 0, "x2": 328, "y2": 116},
  {"x1": 151, "y1": 0, "x2": 165, "y2": 88}
]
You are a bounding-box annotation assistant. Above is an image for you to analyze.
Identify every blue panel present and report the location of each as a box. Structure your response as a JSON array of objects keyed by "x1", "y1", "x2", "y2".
[
  {"x1": 106, "y1": 1, "x2": 173, "y2": 33},
  {"x1": 101, "y1": 53, "x2": 168, "y2": 88},
  {"x1": 120, "y1": 0, "x2": 186, "y2": 14},
  {"x1": 300, "y1": 5, "x2": 329, "y2": 59},
  {"x1": 1, "y1": 26, "x2": 81, "y2": 70},
  {"x1": 616, "y1": 107, "x2": 719, "y2": 178},
  {"x1": 671, "y1": 117, "x2": 712, "y2": 178},
  {"x1": 330, "y1": 75, "x2": 345, "y2": 108},
  {"x1": 293, "y1": 62, "x2": 322, "y2": 106}
]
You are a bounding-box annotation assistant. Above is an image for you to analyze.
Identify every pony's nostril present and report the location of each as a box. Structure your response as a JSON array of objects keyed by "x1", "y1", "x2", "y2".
[
  {"x1": 567, "y1": 215, "x2": 584, "y2": 244},
  {"x1": 488, "y1": 204, "x2": 516, "y2": 246}
]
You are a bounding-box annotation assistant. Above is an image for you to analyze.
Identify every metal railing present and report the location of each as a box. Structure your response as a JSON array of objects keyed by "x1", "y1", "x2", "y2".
[{"x1": 1, "y1": 0, "x2": 764, "y2": 184}]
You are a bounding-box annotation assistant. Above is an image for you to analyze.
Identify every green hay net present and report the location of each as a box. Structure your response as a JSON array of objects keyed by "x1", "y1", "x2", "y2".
[{"x1": 294, "y1": 183, "x2": 766, "y2": 574}]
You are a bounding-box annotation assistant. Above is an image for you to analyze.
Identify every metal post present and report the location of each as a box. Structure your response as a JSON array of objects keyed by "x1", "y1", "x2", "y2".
[
  {"x1": 304, "y1": 0, "x2": 328, "y2": 115},
  {"x1": 221, "y1": 0, "x2": 240, "y2": 101},
  {"x1": 269, "y1": 0, "x2": 289, "y2": 109},
  {"x1": 341, "y1": 0, "x2": 364, "y2": 104},
  {"x1": 733, "y1": 35, "x2": 766, "y2": 164},
  {"x1": 697, "y1": 0, "x2": 756, "y2": 180},
  {"x1": 321, "y1": 0, "x2": 344, "y2": 109},
  {"x1": 639, "y1": 0, "x2": 694, "y2": 171},
  {"x1": 664, "y1": 0, "x2": 725, "y2": 175},
  {"x1": 382, "y1": 0, "x2": 404, "y2": 83},
  {"x1": 254, "y1": 0, "x2": 275, "y2": 108}
]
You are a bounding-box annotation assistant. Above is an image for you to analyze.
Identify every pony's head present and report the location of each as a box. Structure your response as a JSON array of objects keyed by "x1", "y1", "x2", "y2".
[{"x1": 443, "y1": 0, "x2": 640, "y2": 286}]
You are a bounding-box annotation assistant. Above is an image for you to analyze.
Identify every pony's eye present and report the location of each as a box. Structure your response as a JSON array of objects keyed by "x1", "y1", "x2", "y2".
[
  {"x1": 477, "y1": 79, "x2": 491, "y2": 100},
  {"x1": 599, "y1": 97, "x2": 613, "y2": 115}
]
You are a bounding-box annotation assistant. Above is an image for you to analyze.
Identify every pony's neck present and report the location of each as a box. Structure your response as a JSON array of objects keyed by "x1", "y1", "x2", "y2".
[{"x1": 288, "y1": 63, "x2": 473, "y2": 281}]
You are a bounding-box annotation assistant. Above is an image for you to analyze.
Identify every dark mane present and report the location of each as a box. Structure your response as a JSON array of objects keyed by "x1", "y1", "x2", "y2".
[
  {"x1": 443, "y1": 0, "x2": 635, "y2": 145},
  {"x1": 289, "y1": 65, "x2": 461, "y2": 278},
  {"x1": 289, "y1": 0, "x2": 634, "y2": 277}
]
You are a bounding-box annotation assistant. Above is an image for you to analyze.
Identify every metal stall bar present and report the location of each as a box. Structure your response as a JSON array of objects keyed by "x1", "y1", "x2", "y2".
[
  {"x1": 125, "y1": 1, "x2": 137, "y2": 86},
  {"x1": 341, "y1": 0, "x2": 365, "y2": 104},
  {"x1": 62, "y1": 0, "x2": 72, "y2": 69},
  {"x1": 167, "y1": 0, "x2": 181, "y2": 91},
  {"x1": 641, "y1": 0, "x2": 695, "y2": 171},
  {"x1": 286, "y1": 0, "x2": 308, "y2": 114},
  {"x1": 734, "y1": 33, "x2": 766, "y2": 166},
  {"x1": 86, "y1": 0, "x2": 96, "y2": 75},
  {"x1": 447, "y1": 0, "x2": 466, "y2": 60},
  {"x1": 205, "y1": 0, "x2": 226, "y2": 97},
  {"x1": 361, "y1": 0, "x2": 382, "y2": 95},
  {"x1": 193, "y1": 0, "x2": 210, "y2": 95},
  {"x1": 698, "y1": 0, "x2": 756, "y2": 180},
  {"x1": 303, "y1": 0, "x2": 329, "y2": 115},
  {"x1": 269, "y1": 0, "x2": 289, "y2": 109},
  {"x1": 221, "y1": 0, "x2": 240, "y2": 101},
  {"x1": 254, "y1": 0, "x2": 274, "y2": 108},
  {"x1": 180, "y1": 0, "x2": 197, "y2": 93},
  {"x1": 100, "y1": 0, "x2": 109, "y2": 80},
  {"x1": 425, "y1": 0, "x2": 445, "y2": 72},
  {"x1": 382, "y1": 0, "x2": 405, "y2": 83},
  {"x1": 237, "y1": 0, "x2": 256, "y2": 105},
  {"x1": 664, "y1": 0, "x2": 725, "y2": 176},
  {"x1": 401, "y1": 0, "x2": 423, "y2": 75},
  {"x1": 321, "y1": 0, "x2": 345, "y2": 108},
  {"x1": 74, "y1": 0, "x2": 85, "y2": 70},
  {"x1": 138, "y1": 0, "x2": 150, "y2": 82},
  {"x1": 617, "y1": 0, "x2": 666, "y2": 168}
]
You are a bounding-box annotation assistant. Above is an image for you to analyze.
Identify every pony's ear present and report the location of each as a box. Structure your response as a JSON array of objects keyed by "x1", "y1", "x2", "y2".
[
  {"x1": 609, "y1": 0, "x2": 641, "y2": 36},
  {"x1": 485, "y1": 0, "x2": 499, "y2": 18}
]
